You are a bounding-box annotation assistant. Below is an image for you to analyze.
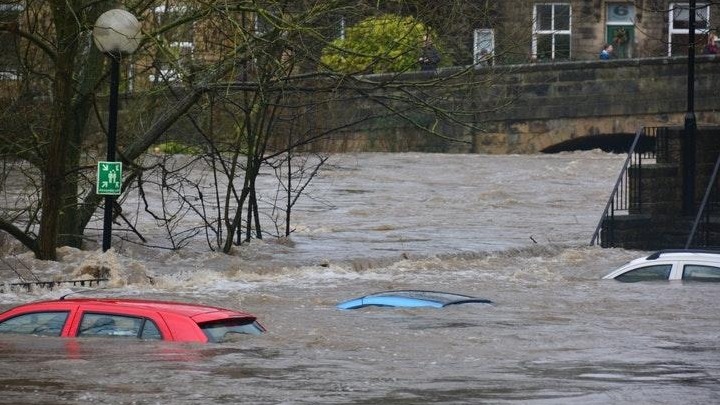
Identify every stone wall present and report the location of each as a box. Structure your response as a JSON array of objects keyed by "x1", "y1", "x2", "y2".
[
  {"x1": 298, "y1": 56, "x2": 720, "y2": 154},
  {"x1": 91, "y1": 56, "x2": 720, "y2": 156}
]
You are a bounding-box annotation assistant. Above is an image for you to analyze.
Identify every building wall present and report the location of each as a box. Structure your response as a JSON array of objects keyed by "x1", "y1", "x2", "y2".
[
  {"x1": 1, "y1": 1, "x2": 717, "y2": 94},
  {"x1": 490, "y1": 1, "x2": 718, "y2": 63}
]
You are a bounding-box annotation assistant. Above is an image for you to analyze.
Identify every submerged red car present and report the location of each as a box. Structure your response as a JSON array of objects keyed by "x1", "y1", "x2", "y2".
[{"x1": 0, "y1": 297, "x2": 265, "y2": 343}]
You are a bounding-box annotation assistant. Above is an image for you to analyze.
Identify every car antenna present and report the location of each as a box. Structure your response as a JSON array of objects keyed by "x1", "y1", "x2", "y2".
[
  {"x1": 60, "y1": 290, "x2": 87, "y2": 300},
  {"x1": 59, "y1": 287, "x2": 136, "y2": 300},
  {"x1": 59, "y1": 288, "x2": 107, "y2": 300}
]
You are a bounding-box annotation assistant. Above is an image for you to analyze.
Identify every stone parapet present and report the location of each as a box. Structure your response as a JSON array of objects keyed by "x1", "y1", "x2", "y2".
[{"x1": 283, "y1": 57, "x2": 720, "y2": 154}]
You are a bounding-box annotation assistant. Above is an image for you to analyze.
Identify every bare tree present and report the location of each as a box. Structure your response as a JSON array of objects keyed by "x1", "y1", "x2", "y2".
[{"x1": 0, "y1": 0, "x2": 519, "y2": 260}]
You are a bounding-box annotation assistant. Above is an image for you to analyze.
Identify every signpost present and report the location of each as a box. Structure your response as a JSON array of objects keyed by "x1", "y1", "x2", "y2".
[
  {"x1": 93, "y1": 9, "x2": 140, "y2": 251},
  {"x1": 96, "y1": 161, "x2": 122, "y2": 195}
]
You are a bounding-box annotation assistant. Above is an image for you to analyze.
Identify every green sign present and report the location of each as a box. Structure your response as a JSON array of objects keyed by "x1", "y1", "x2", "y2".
[{"x1": 97, "y1": 161, "x2": 122, "y2": 195}]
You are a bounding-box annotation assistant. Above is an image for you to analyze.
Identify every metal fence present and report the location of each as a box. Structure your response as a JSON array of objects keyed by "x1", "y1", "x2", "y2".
[
  {"x1": 590, "y1": 127, "x2": 664, "y2": 247},
  {"x1": 686, "y1": 147, "x2": 720, "y2": 249}
]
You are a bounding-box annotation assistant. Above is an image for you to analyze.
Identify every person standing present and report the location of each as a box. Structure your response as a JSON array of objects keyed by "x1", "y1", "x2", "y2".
[
  {"x1": 703, "y1": 33, "x2": 719, "y2": 55},
  {"x1": 418, "y1": 36, "x2": 441, "y2": 71},
  {"x1": 599, "y1": 43, "x2": 613, "y2": 60},
  {"x1": 476, "y1": 48, "x2": 491, "y2": 67}
]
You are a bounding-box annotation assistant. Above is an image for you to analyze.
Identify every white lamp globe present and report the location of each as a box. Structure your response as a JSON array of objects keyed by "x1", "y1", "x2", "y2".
[{"x1": 93, "y1": 9, "x2": 141, "y2": 55}]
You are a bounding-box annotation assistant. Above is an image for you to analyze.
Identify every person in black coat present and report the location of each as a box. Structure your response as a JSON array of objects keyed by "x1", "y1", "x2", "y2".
[{"x1": 418, "y1": 36, "x2": 440, "y2": 71}]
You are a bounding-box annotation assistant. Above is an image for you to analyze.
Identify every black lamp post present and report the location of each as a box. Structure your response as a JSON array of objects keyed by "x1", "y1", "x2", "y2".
[
  {"x1": 92, "y1": 9, "x2": 141, "y2": 251},
  {"x1": 683, "y1": 0, "x2": 697, "y2": 214}
]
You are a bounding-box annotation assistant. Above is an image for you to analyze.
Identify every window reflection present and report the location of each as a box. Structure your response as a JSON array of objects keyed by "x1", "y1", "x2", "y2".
[
  {"x1": 615, "y1": 264, "x2": 672, "y2": 282},
  {"x1": 0, "y1": 311, "x2": 68, "y2": 336},
  {"x1": 78, "y1": 313, "x2": 162, "y2": 340},
  {"x1": 682, "y1": 265, "x2": 720, "y2": 282}
]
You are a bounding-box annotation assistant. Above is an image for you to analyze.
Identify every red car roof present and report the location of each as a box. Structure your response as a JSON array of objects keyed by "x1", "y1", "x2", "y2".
[
  {"x1": 6, "y1": 298, "x2": 255, "y2": 320},
  {"x1": 0, "y1": 297, "x2": 264, "y2": 343}
]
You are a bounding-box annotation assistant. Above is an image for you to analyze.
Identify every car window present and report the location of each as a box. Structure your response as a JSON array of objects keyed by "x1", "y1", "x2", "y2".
[
  {"x1": 614, "y1": 264, "x2": 672, "y2": 282},
  {"x1": 199, "y1": 319, "x2": 264, "y2": 343},
  {"x1": 78, "y1": 313, "x2": 162, "y2": 340},
  {"x1": 682, "y1": 264, "x2": 720, "y2": 282},
  {"x1": 140, "y1": 319, "x2": 162, "y2": 340},
  {"x1": 0, "y1": 311, "x2": 69, "y2": 336}
]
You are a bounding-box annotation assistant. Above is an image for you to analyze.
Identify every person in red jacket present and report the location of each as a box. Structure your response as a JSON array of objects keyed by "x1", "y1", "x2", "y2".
[{"x1": 703, "y1": 33, "x2": 718, "y2": 55}]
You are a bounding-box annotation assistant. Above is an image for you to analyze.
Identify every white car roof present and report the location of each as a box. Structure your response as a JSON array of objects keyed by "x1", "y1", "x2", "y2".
[
  {"x1": 643, "y1": 250, "x2": 720, "y2": 260},
  {"x1": 603, "y1": 249, "x2": 720, "y2": 279}
]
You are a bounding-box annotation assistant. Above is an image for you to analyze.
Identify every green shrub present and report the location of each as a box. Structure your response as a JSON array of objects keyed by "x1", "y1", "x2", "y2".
[{"x1": 321, "y1": 14, "x2": 440, "y2": 74}]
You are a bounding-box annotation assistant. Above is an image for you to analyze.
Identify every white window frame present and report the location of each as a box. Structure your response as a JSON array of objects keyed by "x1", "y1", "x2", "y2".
[
  {"x1": 0, "y1": 3, "x2": 24, "y2": 80},
  {"x1": 606, "y1": 3, "x2": 635, "y2": 26},
  {"x1": 532, "y1": 3, "x2": 572, "y2": 60},
  {"x1": 0, "y1": 71, "x2": 19, "y2": 80},
  {"x1": 605, "y1": 4, "x2": 636, "y2": 58},
  {"x1": 338, "y1": 16, "x2": 346, "y2": 40},
  {"x1": 149, "y1": 68, "x2": 178, "y2": 83},
  {"x1": 149, "y1": 42, "x2": 195, "y2": 83},
  {"x1": 254, "y1": 12, "x2": 276, "y2": 36},
  {"x1": 0, "y1": 4, "x2": 24, "y2": 12},
  {"x1": 668, "y1": 2, "x2": 710, "y2": 56},
  {"x1": 473, "y1": 28, "x2": 495, "y2": 66},
  {"x1": 153, "y1": 4, "x2": 189, "y2": 14},
  {"x1": 151, "y1": 5, "x2": 195, "y2": 83}
]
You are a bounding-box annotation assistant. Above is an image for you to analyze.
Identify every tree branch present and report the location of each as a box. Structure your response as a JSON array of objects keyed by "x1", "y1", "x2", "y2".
[
  {"x1": 0, "y1": 218, "x2": 38, "y2": 255},
  {"x1": 0, "y1": 23, "x2": 57, "y2": 62}
]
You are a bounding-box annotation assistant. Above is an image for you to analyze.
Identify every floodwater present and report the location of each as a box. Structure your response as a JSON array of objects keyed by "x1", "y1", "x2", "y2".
[{"x1": 1, "y1": 152, "x2": 719, "y2": 404}]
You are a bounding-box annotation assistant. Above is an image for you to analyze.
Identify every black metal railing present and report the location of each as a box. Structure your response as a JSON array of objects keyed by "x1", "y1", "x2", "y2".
[
  {"x1": 590, "y1": 127, "x2": 663, "y2": 247},
  {"x1": 686, "y1": 150, "x2": 720, "y2": 249}
]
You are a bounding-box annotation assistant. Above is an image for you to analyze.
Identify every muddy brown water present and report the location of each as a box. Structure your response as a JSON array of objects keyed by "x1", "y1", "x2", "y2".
[{"x1": 0, "y1": 152, "x2": 717, "y2": 404}]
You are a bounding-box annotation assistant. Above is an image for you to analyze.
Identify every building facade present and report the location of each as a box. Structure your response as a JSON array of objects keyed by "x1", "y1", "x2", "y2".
[
  {"x1": 484, "y1": 1, "x2": 718, "y2": 64},
  {"x1": 0, "y1": 1, "x2": 718, "y2": 93}
]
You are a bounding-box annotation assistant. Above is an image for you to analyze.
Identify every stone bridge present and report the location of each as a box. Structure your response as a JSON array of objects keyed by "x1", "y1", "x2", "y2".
[{"x1": 304, "y1": 56, "x2": 720, "y2": 154}]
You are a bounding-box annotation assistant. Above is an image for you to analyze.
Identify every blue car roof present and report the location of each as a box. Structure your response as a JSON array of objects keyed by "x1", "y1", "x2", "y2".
[{"x1": 337, "y1": 290, "x2": 492, "y2": 310}]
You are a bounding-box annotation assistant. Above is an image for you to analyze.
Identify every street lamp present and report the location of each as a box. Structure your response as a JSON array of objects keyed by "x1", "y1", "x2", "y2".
[
  {"x1": 682, "y1": 0, "x2": 697, "y2": 215},
  {"x1": 92, "y1": 9, "x2": 141, "y2": 251}
]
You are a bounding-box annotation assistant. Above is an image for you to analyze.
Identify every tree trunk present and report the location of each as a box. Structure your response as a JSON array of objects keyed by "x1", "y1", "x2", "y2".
[{"x1": 38, "y1": 4, "x2": 80, "y2": 260}]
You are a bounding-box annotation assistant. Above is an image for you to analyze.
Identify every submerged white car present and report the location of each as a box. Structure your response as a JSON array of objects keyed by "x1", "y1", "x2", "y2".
[{"x1": 603, "y1": 250, "x2": 720, "y2": 282}]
